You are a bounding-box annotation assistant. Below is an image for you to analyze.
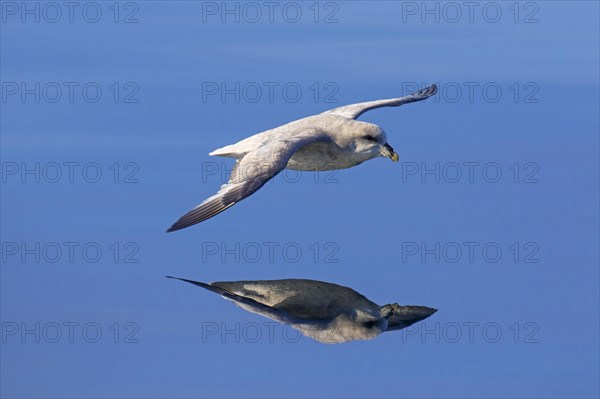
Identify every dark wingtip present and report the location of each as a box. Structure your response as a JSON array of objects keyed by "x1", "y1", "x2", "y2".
[
  {"x1": 410, "y1": 84, "x2": 437, "y2": 100},
  {"x1": 166, "y1": 222, "x2": 183, "y2": 233},
  {"x1": 420, "y1": 84, "x2": 437, "y2": 97},
  {"x1": 429, "y1": 84, "x2": 438, "y2": 95}
]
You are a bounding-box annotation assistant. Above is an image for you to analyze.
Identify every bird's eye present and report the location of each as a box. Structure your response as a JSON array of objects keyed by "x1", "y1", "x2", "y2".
[
  {"x1": 364, "y1": 321, "x2": 376, "y2": 328},
  {"x1": 364, "y1": 135, "x2": 376, "y2": 142}
]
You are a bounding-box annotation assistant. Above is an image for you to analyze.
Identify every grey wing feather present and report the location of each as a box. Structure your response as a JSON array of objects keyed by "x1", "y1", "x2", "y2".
[
  {"x1": 166, "y1": 128, "x2": 329, "y2": 232},
  {"x1": 166, "y1": 276, "x2": 294, "y2": 323},
  {"x1": 212, "y1": 279, "x2": 379, "y2": 321},
  {"x1": 324, "y1": 84, "x2": 437, "y2": 119},
  {"x1": 165, "y1": 183, "x2": 242, "y2": 232}
]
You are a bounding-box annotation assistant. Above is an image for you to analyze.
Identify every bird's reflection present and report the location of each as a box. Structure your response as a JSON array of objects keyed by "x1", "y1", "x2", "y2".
[{"x1": 168, "y1": 276, "x2": 437, "y2": 344}]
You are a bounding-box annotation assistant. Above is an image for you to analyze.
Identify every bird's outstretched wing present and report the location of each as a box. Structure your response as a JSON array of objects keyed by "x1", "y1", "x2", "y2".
[
  {"x1": 206, "y1": 279, "x2": 377, "y2": 320},
  {"x1": 323, "y1": 84, "x2": 437, "y2": 120},
  {"x1": 166, "y1": 276, "x2": 294, "y2": 324},
  {"x1": 166, "y1": 128, "x2": 329, "y2": 232}
]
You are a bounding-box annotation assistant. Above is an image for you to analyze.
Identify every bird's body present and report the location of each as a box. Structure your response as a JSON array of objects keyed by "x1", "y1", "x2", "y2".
[
  {"x1": 168, "y1": 276, "x2": 437, "y2": 344},
  {"x1": 167, "y1": 84, "x2": 437, "y2": 232},
  {"x1": 210, "y1": 114, "x2": 378, "y2": 171}
]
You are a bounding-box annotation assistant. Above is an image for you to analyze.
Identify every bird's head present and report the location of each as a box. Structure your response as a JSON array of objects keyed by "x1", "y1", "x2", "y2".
[
  {"x1": 337, "y1": 120, "x2": 399, "y2": 163},
  {"x1": 383, "y1": 304, "x2": 438, "y2": 332}
]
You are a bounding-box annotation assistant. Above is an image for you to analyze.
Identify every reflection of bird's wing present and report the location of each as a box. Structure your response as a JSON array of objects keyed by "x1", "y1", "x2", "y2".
[
  {"x1": 166, "y1": 128, "x2": 329, "y2": 232},
  {"x1": 166, "y1": 276, "x2": 295, "y2": 324},
  {"x1": 211, "y1": 279, "x2": 380, "y2": 321},
  {"x1": 385, "y1": 305, "x2": 438, "y2": 331},
  {"x1": 323, "y1": 84, "x2": 437, "y2": 119}
]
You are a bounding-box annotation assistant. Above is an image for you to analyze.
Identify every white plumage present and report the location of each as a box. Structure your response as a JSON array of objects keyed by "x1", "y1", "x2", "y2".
[{"x1": 167, "y1": 84, "x2": 437, "y2": 232}]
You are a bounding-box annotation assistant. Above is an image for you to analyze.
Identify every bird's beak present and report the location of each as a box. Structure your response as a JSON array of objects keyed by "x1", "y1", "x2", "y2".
[{"x1": 380, "y1": 143, "x2": 399, "y2": 162}]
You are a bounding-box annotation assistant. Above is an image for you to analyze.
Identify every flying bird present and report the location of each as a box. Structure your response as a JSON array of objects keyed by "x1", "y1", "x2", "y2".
[
  {"x1": 167, "y1": 84, "x2": 437, "y2": 232},
  {"x1": 167, "y1": 276, "x2": 437, "y2": 344}
]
